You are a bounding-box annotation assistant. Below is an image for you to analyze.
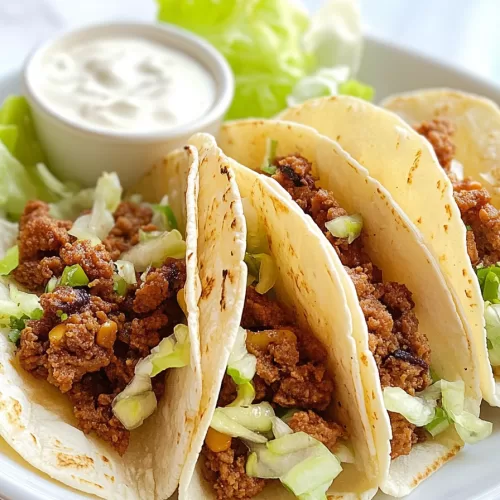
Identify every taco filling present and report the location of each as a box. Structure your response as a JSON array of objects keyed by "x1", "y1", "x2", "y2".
[
  {"x1": 0, "y1": 173, "x2": 190, "y2": 455},
  {"x1": 261, "y1": 151, "x2": 490, "y2": 459},
  {"x1": 415, "y1": 120, "x2": 500, "y2": 371},
  {"x1": 263, "y1": 154, "x2": 431, "y2": 458},
  {"x1": 202, "y1": 202, "x2": 346, "y2": 500}
]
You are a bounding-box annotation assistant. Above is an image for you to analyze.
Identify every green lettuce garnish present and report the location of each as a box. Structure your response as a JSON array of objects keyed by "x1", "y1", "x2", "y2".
[
  {"x1": 157, "y1": 0, "x2": 368, "y2": 119},
  {"x1": 0, "y1": 96, "x2": 46, "y2": 167},
  {"x1": 0, "y1": 96, "x2": 80, "y2": 220},
  {"x1": 0, "y1": 246, "x2": 19, "y2": 276}
]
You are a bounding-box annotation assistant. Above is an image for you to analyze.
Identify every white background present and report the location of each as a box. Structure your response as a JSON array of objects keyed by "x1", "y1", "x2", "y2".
[{"x1": 0, "y1": 0, "x2": 499, "y2": 86}]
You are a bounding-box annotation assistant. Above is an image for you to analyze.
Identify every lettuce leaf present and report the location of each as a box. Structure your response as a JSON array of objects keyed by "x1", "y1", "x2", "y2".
[
  {"x1": 0, "y1": 96, "x2": 81, "y2": 220},
  {"x1": 157, "y1": 0, "x2": 311, "y2": 119},
  {"x1": 0, "y1": 96, "x2": 46, "y2": 167},
  {"x1": 158, "y1": 0, "x2": 367, "y2": 118}
]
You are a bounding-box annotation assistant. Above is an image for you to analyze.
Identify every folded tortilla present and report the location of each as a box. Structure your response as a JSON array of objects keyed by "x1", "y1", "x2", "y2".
[
  {"x1": 218, "y1": 119, "x2": 481, "y2": 497},
  {"x1": 0, "y1": 146, "x2": 202, "y2": 499},
  {"x1": 281, "y1": 93, "x2": 498, "y2": 408},
  {"x1": 180, "y1": 133, "x2": 379, "y2": 499}
]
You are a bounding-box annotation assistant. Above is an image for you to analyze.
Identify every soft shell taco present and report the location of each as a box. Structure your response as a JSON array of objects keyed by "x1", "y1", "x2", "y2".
[
  {"x1": 180, "y1": 133, "x2": 379, "y2": 500},
  {"x1": 280, "y1": 93, "x2": 500, "y2": 408},
  {"x1": 382, "y1": 89, "x2": 500, "y2": 405},
  {"x1": 218, "y1": 119, "x2": 490, "y2": 496},
  {"x1": 0, "y1": 147, "x2": 201, "y2": 499}
]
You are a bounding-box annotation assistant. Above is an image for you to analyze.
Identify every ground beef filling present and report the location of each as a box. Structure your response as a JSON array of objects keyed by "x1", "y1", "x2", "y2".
[
  {"x1": 270, "y1": 156, "x2": 432, "y2": 460},
  {"x1": 16, "y1": 201, "x2": 186, "y2": 455},
  {"x1": 415, "y1": 118, "x2": 500, "y2": 267},
  {"x1": 203, "y1": 287, "x2": 345, "y2": 499}
]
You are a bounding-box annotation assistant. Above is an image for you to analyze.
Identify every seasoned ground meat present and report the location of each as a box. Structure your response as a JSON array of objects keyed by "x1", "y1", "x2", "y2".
[
  {"x1": 13, "y1": 257, "x2": 64, "y2": 290},
  {"x1": 288, "y1": 410, "x2": 344, "y2": 451},
  {"x1": 103, "y1": 201, "x2": 156, "y2": 260},
  {"x1": 241, "y1": 286, "x2": 290, "y2": 329},
  {"x1": 203, "y1": 443, "x2": 266, "y2": 500},
  {"x1": 269, "y1": 155, "x2": 432, "y2": 459},
  {"x1": 416, "y1": 118, "x2": 500, "y2": 266},
  {"x1": 388, "y1": 412, "x2": 419, "y2": 460},
  {"x1": 60, "y1": 240, "x2": 114, "y2": 281},
  {"x1": 68, "y1": 375, "x2": 130, "y2": 456},
  {"x1": 205, "y1": 287, "x2": 342, "y2": 498},
  {"x1": 414, "y1": 119, "x2": 456, "y2": 170},
  {"x1": 133, "y1": 258, "x2": 186, "y2": 314},
  {"x1": 15, "y1": 199, "x2": 186, "y2": 454}
]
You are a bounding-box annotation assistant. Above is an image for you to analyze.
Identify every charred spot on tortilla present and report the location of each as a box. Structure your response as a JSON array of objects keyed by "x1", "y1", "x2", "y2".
[
  {"x1": 220, "y1": 269, "x2": 228, "y2": 310},
  {"x1": 201, "y1": 275, "x2": 216, "y2": 299},
  {"x1": 219, "y1": 164, "x2": 232, "y2": 180},
  {"x1": 407, "y1": 149, "x2": 422, "y2": 184}
]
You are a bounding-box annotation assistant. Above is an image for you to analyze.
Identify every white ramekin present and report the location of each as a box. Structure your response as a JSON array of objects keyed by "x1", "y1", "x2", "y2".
[{"x1": 23, "y1": 22, "x2": 234, "y2": 188}]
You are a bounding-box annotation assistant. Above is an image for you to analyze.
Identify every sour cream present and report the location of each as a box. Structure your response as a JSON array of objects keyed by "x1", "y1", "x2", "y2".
[{"x1": 36, "y1": 37, "x2": 216, "y2": 132}]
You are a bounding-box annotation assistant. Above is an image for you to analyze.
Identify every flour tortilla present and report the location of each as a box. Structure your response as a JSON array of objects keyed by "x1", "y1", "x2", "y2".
[
  {"x1": 280, "y1": 94, "x2": 497, "y2": 408},
  {"x1": 0, "y1": 146, "x2": 202, "y2": 499},
  {"x1": 218, "y1": 119, "x2": 481, "y2": 497},
  {"x1": 180, "y1": 132, "x2": 379, "y2": 499}
]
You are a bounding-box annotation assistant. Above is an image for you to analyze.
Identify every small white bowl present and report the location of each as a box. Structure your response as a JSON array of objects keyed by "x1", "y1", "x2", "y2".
[{"x1": 23, "y1": 22, "x2": 234, "y2": 188}]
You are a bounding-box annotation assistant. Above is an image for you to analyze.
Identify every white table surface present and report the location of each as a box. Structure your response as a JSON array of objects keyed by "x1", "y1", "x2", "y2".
[{"x1": 0, "y1": 0, "x2": 499, "y2": 87}]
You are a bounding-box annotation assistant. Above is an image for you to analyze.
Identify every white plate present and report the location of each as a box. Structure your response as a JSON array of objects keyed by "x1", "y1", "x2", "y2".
[{"x1": 1, "y1": 35, "x2": 500, "y2": 500}]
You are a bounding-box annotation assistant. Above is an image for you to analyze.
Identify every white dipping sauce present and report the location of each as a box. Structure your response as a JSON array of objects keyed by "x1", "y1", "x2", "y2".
[{"x1": 37, "y1": 37, "x2": 216, "y2": 132}]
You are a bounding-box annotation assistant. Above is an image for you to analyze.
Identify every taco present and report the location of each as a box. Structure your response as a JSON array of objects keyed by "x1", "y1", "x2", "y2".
[
  {"x1": 382, "y1": 90, "x2": 500, "y2": 404},
  {"x1": 218, "y1": 119, "x2": 490, "y2": 496},
  {"x1": 280, "y1": 92, "x2": 500, "y2": 407},
  {"x1": 0, "y1": 146, "x2": 201, "y2": 499},
  {"x1": 180, "y1": 133, "x2": 379, "y2": 500}
]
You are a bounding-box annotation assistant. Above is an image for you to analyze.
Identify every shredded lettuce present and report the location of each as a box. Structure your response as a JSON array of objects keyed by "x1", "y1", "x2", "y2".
[
  {"x1": 485, "y1": 303, "x2": 500, "y2": 365},
  {"x1": 425, "y1": 407, "x2": 450, "y2": 437},
  {"x1": 246, "y1": 433, "x2": 342, "y2": 496},
  {"x1": 271, "y1": 416, "x2": 293, "y2": 439},
  {"x1": 227, "y1": 327, "x2": 257, "y2": 385},
  {"x1": 135, "y1": 324, "x2": 190, "y2": 378},
  {"x1": 115, "y1": 260, "x2": 137, "y2": 286},
  {"x1": 227, "y1": 382, "x2": 256, "y2": 407},
  {"x1": 0, "y1": 96, "x2": 46, "y2": 167},
  {"x1": 151, "y1": 195, "x2": 178, "y2": 231},
  {"x1": 68, "y1": 172, "x2": 121, "y2": 244},
  {"x1": 0, "y1": 96, "x2": 81, "y2": 219},
  {"x1": 218, "y1": 403, "x2": 275, "y2": 432},
  {"x1": 211, "y1": 409, "x2": 269, "y2": 444},
  {"x1": 260, "y1": 139, "x2": 278, "y2": 175},
  {"x1": 113, "y1": 260, "x2": 136, "y2": 297},
  {"x1": 244, "y1": 253, "x2": 277, "y2": 294},
  {"x1": 113, "y1": 325, "x2": 190, "y2": 430},
  {"x1": 0, "y1": 246, "x2": 19, "y2": 276},
  {"x1": 121, "y1": 230, "x2": 186, "y2": 272},
  {"x1": 112, "y1": 390, "x2": 157, "y2": 431},
  {"x1": 49, "y1": 188, "x2": 94, "y2": 220},
  {"x1": 157, "y1": 0, "x2": 366, "y2": 119},
  {"x1": 383, "y1": 387, "x2": 435, "y2": 427},
  {"x1": 242, "y1": 198, "x2": 268, "y2": 254},
  {"x1": 475, "y1": 265, "x2": 500, "y2": 365},
  {"x1": 0, "y1": 141, "x2": 39, "y2": 220},
  {"x1": 326, "y1": 214, "x2": 363, "y2": 243},
  {"x1": 384, "y1": 380, "x2": 492, "y2": 443},
  {"x1": 0, "y1": 283, "x2": 42, "y2": 333}
]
